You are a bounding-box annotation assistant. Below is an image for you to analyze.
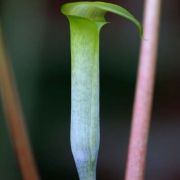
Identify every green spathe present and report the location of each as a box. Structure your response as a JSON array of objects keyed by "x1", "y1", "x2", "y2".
[
  {"x1": 70, "y1": 17, "x2": 101, "y2": 180},
  {"x1": 61, "y1": 2, "x2": 142, "y2": 180},
  {"x1": 61, "y1": 1, "x2": 142, "y2": 35}
]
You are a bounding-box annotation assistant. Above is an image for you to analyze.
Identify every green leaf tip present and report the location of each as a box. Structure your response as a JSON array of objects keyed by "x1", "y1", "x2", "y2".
[{"x1": 61, "y1": 1, "x2": 142, "y2": 36}]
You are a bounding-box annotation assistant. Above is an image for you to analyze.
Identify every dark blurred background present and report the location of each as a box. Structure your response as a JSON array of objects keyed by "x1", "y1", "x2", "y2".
[{"x1": 0, "y1": 0, "x2": 180, "y2": 179}]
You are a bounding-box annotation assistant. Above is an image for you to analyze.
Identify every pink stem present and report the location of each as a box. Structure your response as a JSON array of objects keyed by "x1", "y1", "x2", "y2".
[
  {"x1": 125, "y1": 0, "x2": 162, "y2": 180},
  {"x1": 0, "y1": 26, "x2": 40, "y2": 180}
]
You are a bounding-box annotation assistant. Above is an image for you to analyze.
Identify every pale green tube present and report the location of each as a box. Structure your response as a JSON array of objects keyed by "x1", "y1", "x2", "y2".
[
  {"x1": 70, "y1": 16, "x2": 104, "y2": 180},
  {"x1": 61, "y1": 2, "x2": 142, "y2": 180}
]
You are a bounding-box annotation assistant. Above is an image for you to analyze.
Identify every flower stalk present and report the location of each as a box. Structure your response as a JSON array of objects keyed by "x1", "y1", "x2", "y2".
[
  {"x1": 0, "y1": 24, "x2": 39, "y2": 180},
  {"x1": 61, "y1": 2, "x2": 142, "y2": 180},
  {"x1": 125, "y1": 0, "x2": 162, "y2": 179}
]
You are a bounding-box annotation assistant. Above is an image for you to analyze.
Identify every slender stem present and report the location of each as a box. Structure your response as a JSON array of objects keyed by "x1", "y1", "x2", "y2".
[
  {"x1": 125, "y1": 0, "x2": 161, "y2": 180},
  {"x1": 0, "y1": 25, "x2": 40, "y2": 180}
]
